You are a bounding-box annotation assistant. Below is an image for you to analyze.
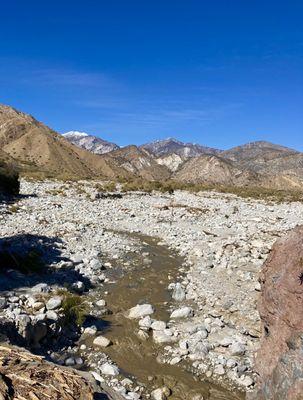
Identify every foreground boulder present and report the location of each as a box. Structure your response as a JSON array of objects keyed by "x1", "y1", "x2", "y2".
[{"x1": 248, "y1": 225, "x2": 303, "y2": 400}]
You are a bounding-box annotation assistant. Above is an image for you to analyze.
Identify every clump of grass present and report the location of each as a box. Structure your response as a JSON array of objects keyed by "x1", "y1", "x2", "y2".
[
  {"x1": 0, "y1": 249, "x2": 43, "y2": 274},
  {"x1": 102, "y1": 181, "x2": 117, "y2": 192},
  {"x1": 73, "y1": 183, "x2": 89, "y2": 196},
  {"x1": 95, "y1": 181, "x2": 117, "y2": 192},
  {"x1": 61, "y1": 293, "x2": 87, "y2": 327},
  {"x1": 8, "y1": 204, "x2": 20, "y2": 213},
  {"x1": 76, "y1": 188, "x2": 86, "y2": 195}
]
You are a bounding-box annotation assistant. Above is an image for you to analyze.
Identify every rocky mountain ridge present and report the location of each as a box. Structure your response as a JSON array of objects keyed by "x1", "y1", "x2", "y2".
[
  {"x1": 62, "y1": 128, "x2": 303, "y2": 190},
  {"x1": 1, "y1": 103, "x2": 303, "y2": 191},
  {"x1": 102, "y1": 145, "x2": 171, "y2": 181},
  {"x1": 140, "y1": 137, "x2": 221, "y2": 157}
]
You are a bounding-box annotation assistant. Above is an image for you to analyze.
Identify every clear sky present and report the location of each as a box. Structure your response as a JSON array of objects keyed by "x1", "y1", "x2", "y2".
[{"x1": 1, "y1": 1, "x2": 302, "y2": 150}]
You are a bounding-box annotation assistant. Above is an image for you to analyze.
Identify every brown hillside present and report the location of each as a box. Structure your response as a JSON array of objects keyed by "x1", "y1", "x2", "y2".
[
  {"x1": 222, "y1": 142, "x2": 303, "y2": 189},
  {"x1": 222, "y1": 141, "x2": 299, "y2": 170},
  {"x1": 173, "y1": 154, "x2": 260, "y2": 186},
  {"x1": 0, "y1": 104, "x2": 130, "y2": 180}
]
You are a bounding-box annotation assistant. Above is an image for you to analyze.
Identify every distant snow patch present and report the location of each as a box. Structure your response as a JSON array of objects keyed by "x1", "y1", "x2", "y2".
[{"x1": 63, "y1": 131, "x2": 89, "y2": 138}]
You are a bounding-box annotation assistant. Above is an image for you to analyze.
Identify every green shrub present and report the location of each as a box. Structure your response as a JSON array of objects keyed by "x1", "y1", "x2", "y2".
[
  {"x1": 103, "y1": 181, "x2": 117, "y2": 192},
  {"x1": 61, "y1": 293, "x2": 87, "y2": 327},
  {"x1": 95, "y1": 181, "x2": 117, "y2": 192},
  {"x1": 8, "y1": 205, "x2": 20, "y2": 213},
  {"x1": 0, "y1": 161, "x2": 20, "y2": 195}
]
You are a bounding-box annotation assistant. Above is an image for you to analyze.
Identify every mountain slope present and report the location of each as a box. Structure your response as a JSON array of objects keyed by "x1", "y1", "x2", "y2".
[
  {"x1": 174, "y1": 145, "x2": 303, "y2": 190},
  {"x1": 141, "y1": 138, "x2": 220, "y2": 157},
  {"x1": 103, "y1": 145, "x2": 171, "y2": 181},
  {"x1": 0, "y1": 105, "x2": 130, "y2": 179},
  {"x1": 173, "y1": 154, "x2": 260, "y2": 186},
  {"x1": 222, "y1": 141, "x2": 299, "y2": 170},
  {"x1": 63, "y1": 131, "x2": 119, "y2": 154},
  {"x1": 155, "y1": 153, "x2": 186, "y2": 172},
  {"x1": 257, "y1": 153, "x2": 303, "y2": 189},
  {"x1": 222, "y1": 141, "x2": 303, "y2": 189}
]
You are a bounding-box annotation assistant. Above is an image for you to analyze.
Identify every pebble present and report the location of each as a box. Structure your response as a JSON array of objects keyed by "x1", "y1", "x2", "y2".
[
  {"x1": 95, "y1": 299, "x2": 106, "y2": 307},
  {"x1": 83, "y1": 326, "x2": 97, "y2": 336},
  {"x1": 100, "y1": 362, "x2": 119, "y2": 376},
  {"x1": 136, "y1": 329, "x2": 149, "y2": 341},
  {"x1": 46, "y1": 297, "x2": 62, "y2": 310},
  {"x1": 65, "y1": 357, "x2": 76, "y2": 366},
  {"x1": 127, "y1": 304, "x2": 155, "y2": 319},
  {"x1": 151, "y1": 386, "x2": 171, "y2": 400},
  {"x1": 153, "y1": 329, "x2": 177, "y2": 344},
  {"x1": 46, "y1": 310, "x2": 58, "y2": 321},
  {"x1": 93, "y1": 336, "x2": 112, "y2": 348},
  {"x1": 170, "y1": 307, "x2": 193, "y2": 319},
  {"x1": 151, "y1": 320, "x2": 167, "y2": 331},
  {"x1": 172, "y1": 283, "x2": 186, "y2": 301}
]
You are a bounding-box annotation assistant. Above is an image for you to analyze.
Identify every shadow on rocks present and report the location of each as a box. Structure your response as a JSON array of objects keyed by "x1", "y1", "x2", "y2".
[
  {"x1": 0, "y1": 192, "x2": 38, "y2": 206},
  {"x1": 0, "y1": 234, "x2": 96, "y2": 357},
  {"x1": 0, "y1": 233, "x2": 92, "y2": 292}
]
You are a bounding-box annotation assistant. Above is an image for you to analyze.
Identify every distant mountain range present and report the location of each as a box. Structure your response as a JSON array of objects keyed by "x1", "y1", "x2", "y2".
[{"x1": 1, "y1": 103, "x2": 303, "y2": 190}]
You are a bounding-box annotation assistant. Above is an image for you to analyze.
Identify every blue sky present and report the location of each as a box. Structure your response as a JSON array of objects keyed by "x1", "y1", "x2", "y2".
[{"x1": 0, "y1": 1, "x2": 302, "y2": 149}]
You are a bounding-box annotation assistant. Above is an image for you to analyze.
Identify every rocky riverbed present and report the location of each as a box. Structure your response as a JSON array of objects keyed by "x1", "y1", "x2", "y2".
[{"x1": 1, "y1": 179, "x2": 303, "y2": 399}]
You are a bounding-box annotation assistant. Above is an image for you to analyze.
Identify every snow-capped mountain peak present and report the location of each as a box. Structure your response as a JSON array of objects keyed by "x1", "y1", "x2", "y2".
[
  {"x1": 63, "y1": 131, "x2": 89, "y2": 138},
  {"x1": 63, "y1": 131, "x2": 119, "y2": 155}
]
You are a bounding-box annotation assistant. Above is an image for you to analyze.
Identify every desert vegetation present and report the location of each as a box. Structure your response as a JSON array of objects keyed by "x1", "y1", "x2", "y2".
[
  {"x1": 61, "y1": 292, "x2": 88, "y2": 327},
  {"x1": 0, "y1": 160, "x2": 19, "y2": 195},
  {"x1": 118, "y1": 178, "x2": 303, "y2": 203}
]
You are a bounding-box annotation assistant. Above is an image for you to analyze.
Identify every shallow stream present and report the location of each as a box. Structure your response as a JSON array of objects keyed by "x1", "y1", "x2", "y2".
[{"x1": 86, "y1": 232, "x2": 245, "y2": 400}]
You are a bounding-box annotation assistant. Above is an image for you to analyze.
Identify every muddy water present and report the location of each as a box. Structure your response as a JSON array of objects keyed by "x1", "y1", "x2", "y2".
[{"x1": 90, "y1": 233, "x2": 244, "y2": 400}]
